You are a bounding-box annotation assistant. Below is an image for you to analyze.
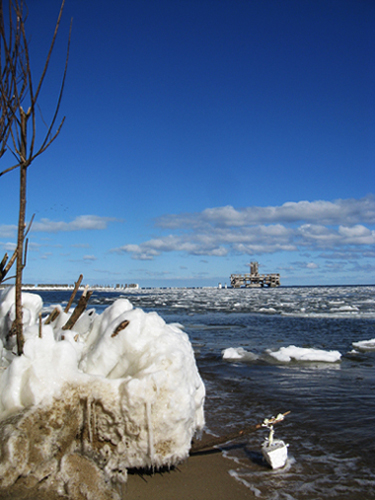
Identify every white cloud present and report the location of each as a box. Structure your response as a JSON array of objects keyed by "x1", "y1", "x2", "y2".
[
  {"x1": 306, "y1": 262, "x2": 319, "y2": 269},
  {"x1": 156, "y1": 194, "x2": 375, "y2": 228},
  {"x1": 112, "y1": 195, "x2": 375, "y2": 261},
  {"x1": 83, "y1": 255, "x2": 97, "y2": 261},
  {"x1": 31, "y1": 215, "x2": 118, "y2": 233},
  {"x1": 338, "y1": 225, "x2": 375, "y2": 244},
  {"x1": 0, "y1": 242, "x2": 17, "y2": 252},
  {"x1": 0, "y1": 225, "x2": 17, "y2": 238}
]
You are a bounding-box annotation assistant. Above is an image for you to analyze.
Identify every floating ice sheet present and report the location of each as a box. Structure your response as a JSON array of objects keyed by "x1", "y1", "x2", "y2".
[
  {"x1": 352, "y1": 338, "x2": 375, "y2": 351},
  {"x1": 222, "y1": 345, "x2": 341, "y2": 364},
  {"x1": 266, "y1": 345, "x2": 341, "y2": 363}
]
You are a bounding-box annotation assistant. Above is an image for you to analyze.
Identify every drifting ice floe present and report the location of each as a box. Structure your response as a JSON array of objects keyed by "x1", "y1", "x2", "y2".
[
  {"x1": 222, "y1": 345, "x2": 341, "y2": 364},
  {"x1": 222, "y1": 347, "x2": 259, "y2": 361},
  {"x1": 352, "y1": 338, "x2": 375, "y2": 351},
  {"x1": 0, "y1": 287, "x2": 205, "y2": 499},
  {"x1": 266, "y1": 345, "x2": 341, "y2": 363}
]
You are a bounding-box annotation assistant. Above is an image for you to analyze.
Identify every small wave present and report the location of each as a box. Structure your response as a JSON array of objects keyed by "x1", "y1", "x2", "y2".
[{"x1": 258, "y1": 307, "x2": 277, "y2": 314}]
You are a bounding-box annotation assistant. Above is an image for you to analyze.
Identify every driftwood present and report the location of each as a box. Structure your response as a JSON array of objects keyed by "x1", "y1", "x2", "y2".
[
  {"x1": 111, "y1": 320, "x2": 130, "y2": 338},
  {"x1": 191, "y1": 424, "x2": 263, "y2": 453},
  {"x1": 44, "y1": 275, "x2": 83, "y2": 326},
  {"x1": 62, "y1": 285, "x2": 93, "y2": 331},
  {"x1": 191, "y1": 412, "x2": 290, "y2": 453},
  {"x1": 44, "y1": 307, "x2": 61, "y2": 325},
  {"x1": 64, "y1": 274, "x2": 83, "y2": 313}
]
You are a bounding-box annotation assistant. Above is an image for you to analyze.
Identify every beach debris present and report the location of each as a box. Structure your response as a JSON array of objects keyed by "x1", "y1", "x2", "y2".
[
  {"x1": 261, "y1": 412, "x2": 290, "y2": 469},
  {"x1": 191, "y1": 423, "x2": 263, "y2": 453},
  {"x1": 191, "y1": 411, "x2": 290, "y2": 454}
]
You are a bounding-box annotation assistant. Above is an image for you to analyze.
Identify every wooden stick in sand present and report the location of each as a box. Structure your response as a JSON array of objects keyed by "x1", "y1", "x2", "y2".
[
  {"x1": 64, "y1": 274, "x2": 83, "y2": 313},
  {"x1": 44, "y1": 307, "x2": 61, "y2": 325},
  {"x1": 191, "y1": 411, "x2": 290, "y2": 453},
  {"x1": 44, "y1": 275, "x2": 84, "y2": 325},
  {"x1": 62, "y1": 284, "x2": 93, "y2": 331}
]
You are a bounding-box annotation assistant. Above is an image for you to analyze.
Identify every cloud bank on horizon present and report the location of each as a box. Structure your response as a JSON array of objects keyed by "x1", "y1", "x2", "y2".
[
  {"x1": 0, "y1": 195, "x2": 374, "y2": 286},
  {"x1": 112, "y1": 194, "x2": 375, "y2": 261}
]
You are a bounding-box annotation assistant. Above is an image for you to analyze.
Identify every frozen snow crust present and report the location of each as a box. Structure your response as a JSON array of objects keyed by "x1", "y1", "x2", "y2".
[{"x1": 0, "y1": 287, "x2": 205, "y2": 499}]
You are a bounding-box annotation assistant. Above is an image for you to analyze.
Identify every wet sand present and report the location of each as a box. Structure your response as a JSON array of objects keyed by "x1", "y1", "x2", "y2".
[
  {"x1": 125, "y1": 450, "x2": 254, "y2": 500},
  {"x1": 0, "y1": 451, "x2": 254, "y2": 500}
]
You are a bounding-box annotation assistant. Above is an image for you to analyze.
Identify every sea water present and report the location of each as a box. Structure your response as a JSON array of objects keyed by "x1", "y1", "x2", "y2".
[{"x1": 38, "y1": 285, "x2": 375, "y2": 500}]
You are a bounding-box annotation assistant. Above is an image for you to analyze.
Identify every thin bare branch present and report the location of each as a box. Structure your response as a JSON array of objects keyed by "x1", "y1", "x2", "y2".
[
  {"x1": 37, "y1": 17, "x2": 71, "y2": 154},
  {"x1": 31, "y1": 0, "x2": 65, "y2": 106},
  {"x1": 24, "y1": 212, "x2": 34, "y2": 237},
  {"x1": 2, "y1": 246, "x2": 17, "y2": 278},
  {"x1": 0, "y1": 162, "x2": 19, "y2": 176}
]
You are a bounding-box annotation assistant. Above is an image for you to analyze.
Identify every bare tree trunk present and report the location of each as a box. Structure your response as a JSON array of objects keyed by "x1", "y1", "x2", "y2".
[{"x1": 15, "y1": 110, "x2": 27, "y2": 355}]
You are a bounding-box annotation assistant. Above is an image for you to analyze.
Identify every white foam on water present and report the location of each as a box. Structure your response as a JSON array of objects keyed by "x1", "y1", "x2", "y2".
[{"x1": 226, "y1": 445, "x2": 375, "y2": 500}]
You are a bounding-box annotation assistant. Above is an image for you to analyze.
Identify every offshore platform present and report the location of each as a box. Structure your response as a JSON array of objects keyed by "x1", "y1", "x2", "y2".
[{"x1": 230, "y1": 262, "x2": 280, "y2": 288}]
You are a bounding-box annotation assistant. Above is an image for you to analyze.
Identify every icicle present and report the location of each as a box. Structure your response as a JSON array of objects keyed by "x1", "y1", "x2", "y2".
[
  {"x1": 87, "y1": 397, "x2": 92, "y2": 443},
  {"x1": 145, "y1": 402, "x2": 154, "y2": 464}
]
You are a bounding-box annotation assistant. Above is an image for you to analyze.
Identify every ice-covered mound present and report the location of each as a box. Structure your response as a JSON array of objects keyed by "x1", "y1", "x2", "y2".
[
  {"x1": 0, "y1": 288, "x2": 205, "y2": 499},
  {"x1": 265, "y1": 345, "x2": 341, "y2": 363},
  {"x1": 0, "y1": 287, "x2": 43, "y2": 350},
  {"x1": 352, "y1": 338, "x2": 375, "y2": 351}
]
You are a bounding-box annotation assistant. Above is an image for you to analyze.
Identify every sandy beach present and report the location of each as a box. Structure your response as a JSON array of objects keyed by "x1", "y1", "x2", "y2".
[
  {"x1": 125, "y1": 450, "x2": 254, "y2": 500},
  {"x1": 0, "y1": 448, "x2": 255, "y2": 500}
]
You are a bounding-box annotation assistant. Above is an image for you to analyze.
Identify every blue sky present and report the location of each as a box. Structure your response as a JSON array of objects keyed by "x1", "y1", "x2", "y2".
[{"x1": 0, "y1": 0, "x2": 374, "y2": 287}]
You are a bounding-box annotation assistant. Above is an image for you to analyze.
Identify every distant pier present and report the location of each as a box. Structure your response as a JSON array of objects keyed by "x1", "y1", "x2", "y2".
[{"x1": 230, "y1": 262, "x2": 280, "y2": 288}]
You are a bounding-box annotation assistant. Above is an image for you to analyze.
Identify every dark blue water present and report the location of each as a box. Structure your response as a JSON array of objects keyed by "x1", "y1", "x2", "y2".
[{"x1": 37, "y1": 285, "x2": 375, "y2": 500}]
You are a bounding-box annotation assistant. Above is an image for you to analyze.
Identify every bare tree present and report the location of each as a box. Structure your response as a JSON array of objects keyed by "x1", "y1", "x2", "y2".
[
  {"x1": 0, "y1": 0, "x2": 72, "y2": 354},
  {"x1": 0, "y1": 0, "x2": 23, "y2": 284}
]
